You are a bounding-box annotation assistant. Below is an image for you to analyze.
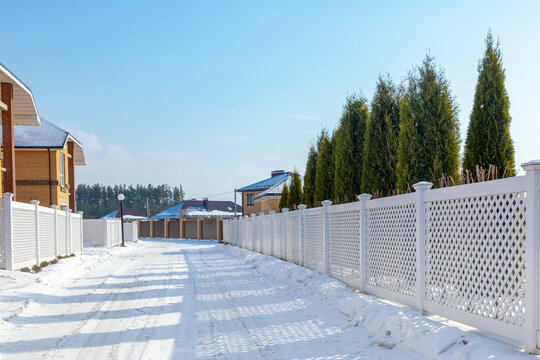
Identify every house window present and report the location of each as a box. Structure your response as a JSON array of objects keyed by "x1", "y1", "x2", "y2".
[
  {"x1": 60, "y1": 153, "x2": 65, "y2": 186},
  {"x1": 247, "y1": 194, "x2": 254, "y2": 206}
]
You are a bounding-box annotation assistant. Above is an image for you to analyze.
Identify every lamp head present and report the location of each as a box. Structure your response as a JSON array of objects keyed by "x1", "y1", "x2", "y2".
[{"x1": 117, "y1": 194, "x2": 125, "y2": 201}]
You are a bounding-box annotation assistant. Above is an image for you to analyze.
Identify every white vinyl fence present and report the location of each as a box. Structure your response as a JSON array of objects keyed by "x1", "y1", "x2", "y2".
[
  {"x1": 223, "y1": 161, "x2": 540, "y2": 352},
  {"x1": 83, "y1": 218, "x2": 123, "y2": 247},
  {"x1": 124, "y1": 222, "x2": 139, "y2": 243},
  {"x1": 0, "y1": 193, "x2": 84, "y2": 270}
]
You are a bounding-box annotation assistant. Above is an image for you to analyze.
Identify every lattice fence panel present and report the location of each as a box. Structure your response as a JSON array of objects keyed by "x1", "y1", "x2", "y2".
[
  {"x1": 328, "y1": 209, "x2": 361, "y2": 283},
  {"x1": 241, "y1": 220, "x2": 248, "y2": 249},
  {"x1": 261, "y1": 216, "x2": 272, "y2": 255},
  {"x1": 303, "y1": 211, "x2": 324, "y2": 273},
  {"x1": 272, "y1": 214, "x2": 283, "y2": 258},
  {"x1": 286, "y1": 213, "x2": 300, "y2": 263},
  {"x1": 425, "y1": 193, "x2": 527, "y2": 327},
  {"x1": 366, "y1": 203, "x2": 416, "y2": 296}
]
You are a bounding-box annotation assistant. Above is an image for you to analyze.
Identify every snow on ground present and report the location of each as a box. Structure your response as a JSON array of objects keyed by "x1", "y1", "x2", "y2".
[{"x1": 0, "y1": 239, "x2": 535, "y2": 360}]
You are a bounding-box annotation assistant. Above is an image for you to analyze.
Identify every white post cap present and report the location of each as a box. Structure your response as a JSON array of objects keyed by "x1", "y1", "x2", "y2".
[
  {"x1": 50, "y1": 205, "x2": 58, "y2": 209},
  {"x1": 282, "y1": 208, "x2": 289, "y2": 212},
  {"x1": 413, "y1": 181, "x2": 433, "y2": 191},
  {"x1": 269, "y1": 210, "x2": 276, "y2": 214},
  {"x1": 259, "y1": 212, "x2": 265, "y2": 216},
  {"x1": 30, "y1": 200, "x2": 40, "y2": 205},
  {"x1": 357, "y1": 194, "x2": 372, "y2": 201},
  {"x1": 3, "y1": 192, "x2": 13, "y2": 199},
  {"x1": 77, "y1": 211, "x2": 84, "y2": 215},
  {"x1": 298, "y1": 204, "x2": 307, "y2": 210},
  {"x1": 321, "y1": 200, "x2": 332, "y2": 206},
  {"x1": 250, "y1": 213, "x2": 256, "y2": 217},
  {"x1": 522, "y1": 160, "x2": 540, "y2": 172}
]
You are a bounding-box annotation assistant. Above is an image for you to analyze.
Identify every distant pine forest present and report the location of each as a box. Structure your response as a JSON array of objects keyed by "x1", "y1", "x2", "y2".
[{"x1": 76, "y1": 184, "x2": 185, "y2": 219}]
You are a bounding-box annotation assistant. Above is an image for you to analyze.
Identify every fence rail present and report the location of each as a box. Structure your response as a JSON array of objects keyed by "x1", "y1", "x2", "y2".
[
  {"x1": 223, "y1": 161, "x2": 540, "y2": 352},
  {"x1": 0, "y1": 193, "x2": 84, "y2": 270}
]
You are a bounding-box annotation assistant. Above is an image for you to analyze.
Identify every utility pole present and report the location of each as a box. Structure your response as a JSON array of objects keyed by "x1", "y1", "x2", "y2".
[{"x1": 234, "y1": 188, "x2": 237, "y2": 217}]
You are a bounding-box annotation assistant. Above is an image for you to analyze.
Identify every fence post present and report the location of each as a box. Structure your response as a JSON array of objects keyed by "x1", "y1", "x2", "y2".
[
  {"x1": 3, "y1": 193, "x2": 14, "y2": 270},
  {"x1": 249, "y1": 213, "x2": 256, "y2": 251},
  {"x1": 65, "y1": 208, "x2": 72, "y2": 255},
  {"x1": 269, "y1": 211, "x2": 275, "y2": 255},
  {"x1": 281, "y1": 208, "x2": 289, "y2": 260},
  {"x1": 523, "y1": 161, "x2": 540, "y2": 353},
  {"x1": 321, "y1": 200, "x2": 332, "y2": 273},
  {"x1": 357, "y1": 194, "x2": 372, "y2": 293},
  {"x1": 31, "y1": 200, "x2": 40, "y2": 265},
  {"x1": 298, "y1": 205, "x2": 306, "y2": 266},
  {"x1": 77, "y1": 211, "x2": 84, "y2": 254},
  {"x1": 413, "y1": 181, "x2": 432, "y2": 313},
  {"x1": 258, "y1": 212, "x2": 265, "y2": 253},
  {"x1": 51, "y1": 205, "x2": 58, "y2": 257}
]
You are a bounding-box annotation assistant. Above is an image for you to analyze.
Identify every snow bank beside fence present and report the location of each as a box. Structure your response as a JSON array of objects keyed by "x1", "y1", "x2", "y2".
[{"x1": 219, "y1": 244, "x2": 533, "y2": 360}]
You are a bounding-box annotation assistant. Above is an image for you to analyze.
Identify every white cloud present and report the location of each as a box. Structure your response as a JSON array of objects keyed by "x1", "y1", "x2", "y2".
[{"x1": 69, "y1": 129, "x2": 102, "y2": 153}]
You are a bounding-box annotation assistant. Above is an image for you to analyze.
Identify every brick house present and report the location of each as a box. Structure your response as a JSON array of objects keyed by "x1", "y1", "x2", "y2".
[
  {"x1": 237, "y1": 170, "x2": 291, "y2": 216},
  {"x1": 1, "y1": 118, "x2": 86, "y2": 209},
  {"x1": 0, "y1": 62, "x2": 41, "y2": 197}
]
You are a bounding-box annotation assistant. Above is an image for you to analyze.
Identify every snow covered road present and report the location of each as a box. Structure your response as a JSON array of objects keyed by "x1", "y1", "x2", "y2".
[{"x1": 0, "y1": 240, "x2": 534, "y2": 359}]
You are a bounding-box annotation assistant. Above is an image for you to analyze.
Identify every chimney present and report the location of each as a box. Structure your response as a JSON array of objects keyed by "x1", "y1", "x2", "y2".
[
  {"x1": 203, "y1": 197, "x2": 208, "y2": 209},
  {"x1": 271, "y1": 170, "x2": 285, "y2": 177}
]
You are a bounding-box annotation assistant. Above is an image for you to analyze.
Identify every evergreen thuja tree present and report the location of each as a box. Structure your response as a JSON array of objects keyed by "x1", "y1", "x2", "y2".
[
  {"x1": 288, "y1": 171, "x2": 303, "y2": 210},
  {"x1": 333, "y1": 95, "x2": 369, "y2": 203},
  {"x1": 361, "y1": 75, "x2": 400, "y2": 195},
  {"x1": 279, "y1": 184, "x2": 289, "y2": 211},
  {"x1": 396, "y1": 55, "x2": 460, "y2": 190},
  {"x1": 303, "y1": 144, "x2": 317, "y2": 207},
  {"x1": 314, "y1": 132, "x2": 334, "y2": 204},
  {"x1": 463, "y1": 31, "x2": 516, "y2": 177}
]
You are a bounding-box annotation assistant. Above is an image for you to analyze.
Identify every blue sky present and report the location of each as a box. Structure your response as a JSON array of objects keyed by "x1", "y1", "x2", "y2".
[{"x1": 2, "y1": 1, "x2": 539, "y2": 201}]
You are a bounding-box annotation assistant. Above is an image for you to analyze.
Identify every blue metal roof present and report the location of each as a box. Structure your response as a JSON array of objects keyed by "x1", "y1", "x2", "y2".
[
  {"x1": 238, "y1": 172, "x2": 289, "y2": 192},
  {"x1": 100, "y1": 210, "x2": 117, "y2": 219},
  {"x1": 0, "y1": 118, "x2": 71, "y2": 148},
  {"x1": 151, "y1": 202, "x2": 184, "y2": 219}
]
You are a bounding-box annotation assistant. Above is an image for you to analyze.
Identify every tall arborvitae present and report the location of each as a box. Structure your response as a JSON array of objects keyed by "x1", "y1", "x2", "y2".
[
  {"x1": 288, "y1": 171, "x2": 303, "y2": 210},
  {"x1": 303, "y1": 144, "x2": 318, "y2": 207},
  {"x1": 314, "y1": 132, "x2": 334, "y2": 203},
  {"x1": 361, "y1": 75, "x2": 400, "y2": 195},
  {"x1": 396, "y1": 55, "x2": 460, "y2": 190},
  {"x1": 279, "y1": 184, "x2": 289, "y2": 211},
  {"x1": 333, "y1": 95, "x2": 369, "y2": 203},
  {"x1": 463, "y1": 32, "x2": 515, "y2": 177}
]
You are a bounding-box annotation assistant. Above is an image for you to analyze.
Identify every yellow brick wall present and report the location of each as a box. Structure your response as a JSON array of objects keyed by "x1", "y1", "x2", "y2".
[
  {"x1": 14, "y1": 148, "x2": 71, "y2": 208},
  {"x1": 258, "y1": 197, "x2": 280, "y2": 214}
]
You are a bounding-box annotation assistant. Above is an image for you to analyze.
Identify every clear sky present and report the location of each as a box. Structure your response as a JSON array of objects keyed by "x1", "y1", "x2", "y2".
[{"x1": 2, "y1": 1, "x2": 539, "y2": 201}]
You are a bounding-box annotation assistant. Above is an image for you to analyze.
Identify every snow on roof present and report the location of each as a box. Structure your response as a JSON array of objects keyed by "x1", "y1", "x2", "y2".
[
  {"x1": 238, "y1": 172, "x2": 290, "y2": 192},
  {"x1": 254, "y1": 174, "x2": 292, "y2": 200},
  {"x1": 151, "y1": 200, "x2": 242, "y2": 219},
  {"x1": 100, "y1": 208, "x2": 148, "y2": 219},
  {"x1": 0, "y1": 118, "x2": 86, "y2": 165}
]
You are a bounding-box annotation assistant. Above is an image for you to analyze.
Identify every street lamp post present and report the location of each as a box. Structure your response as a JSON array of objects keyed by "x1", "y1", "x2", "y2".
[{"x1": 118, "y1": 194, "x2": 125, "y2": 247}]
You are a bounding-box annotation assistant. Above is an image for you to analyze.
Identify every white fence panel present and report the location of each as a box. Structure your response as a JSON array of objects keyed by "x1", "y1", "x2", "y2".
[
  {"x1": 364, "y1": 193, "x2": 417, "y2": 307},
  {"x1": 0, "y1": 195, "x2": 84, "y2": 270},
  {"x1": 303, "y1": 207, "x2": 324, "y2": 273},
  {"x1": 39, "y1": 208, "x2": 56, "y2": 261},
  {"x1": 271, "y1": 213, "x2": 283, "y2": 258},
  {"x1": 11, "y1": 202, "x2": 37, "y2": 269},
  {"x1": 328, "y1": 201, "x2": 362, "y2": 289},
  {"x1": 286, "y1": 213, "x2": 300, "y2": 264}
]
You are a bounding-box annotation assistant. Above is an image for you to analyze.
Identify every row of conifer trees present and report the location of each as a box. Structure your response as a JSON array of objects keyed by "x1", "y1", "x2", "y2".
[{"x1": 281, "y1": 31, "x2": 515, "y2": 209}]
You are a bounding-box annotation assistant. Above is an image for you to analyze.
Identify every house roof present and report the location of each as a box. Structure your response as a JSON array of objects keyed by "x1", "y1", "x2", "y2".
[
  {"x1": 0, "y1": 118, "x2": 86, "y2": 165},
  {"x1": 0, "y1": 62, "x2": 40, "y2": 126},
  {"x1": 100, "y1": 207, "x2": 148, "y2": 220},
  {"x1": 238, "y1": 172, "x2": 290, "y2": 192},
  {"x1": 254, "y1": 174, "x2": 291, "y2": 200},
  {"x1": 151, "y1": 200, "x2": 242, "y2": 219}
]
